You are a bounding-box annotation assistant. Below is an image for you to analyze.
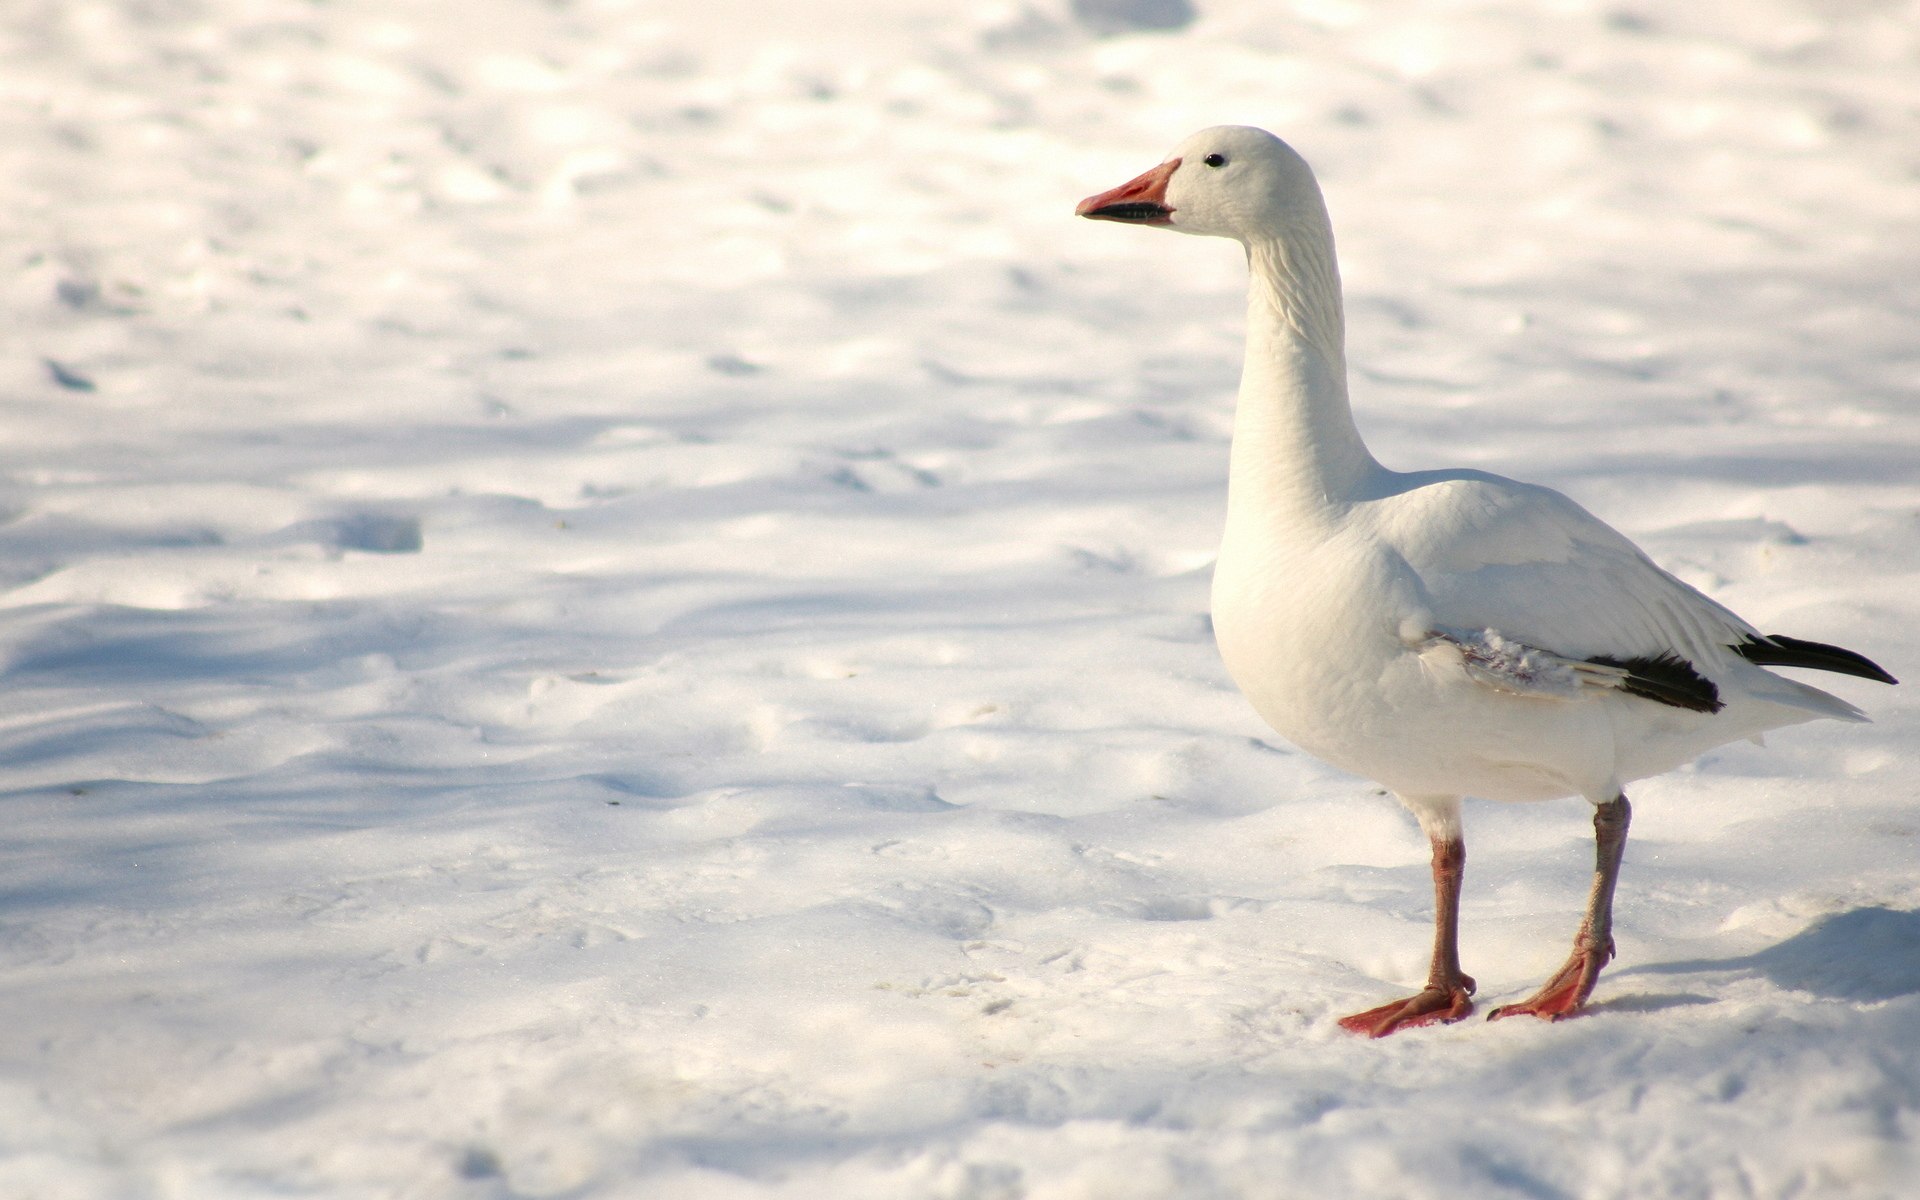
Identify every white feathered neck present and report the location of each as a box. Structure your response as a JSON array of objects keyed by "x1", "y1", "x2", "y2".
[{"x1": 1227, "y1": 209, "x2": 1384, "y2": 532}]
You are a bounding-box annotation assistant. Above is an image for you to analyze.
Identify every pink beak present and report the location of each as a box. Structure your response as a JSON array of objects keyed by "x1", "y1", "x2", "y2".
[{"x1": 1076, "y1": 158, "x2": 1180, "y2": 225}]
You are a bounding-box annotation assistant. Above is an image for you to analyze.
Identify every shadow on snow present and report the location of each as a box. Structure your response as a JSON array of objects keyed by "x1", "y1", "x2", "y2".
[{"x1": 1625, "y1": 905, "x2": 1920, "y2": 1003}]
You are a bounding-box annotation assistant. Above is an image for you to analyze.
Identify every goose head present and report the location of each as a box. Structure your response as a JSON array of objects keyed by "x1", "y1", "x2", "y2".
[{"x1": 1076, "y1": 125, "x2": 1326, "y2": 244}]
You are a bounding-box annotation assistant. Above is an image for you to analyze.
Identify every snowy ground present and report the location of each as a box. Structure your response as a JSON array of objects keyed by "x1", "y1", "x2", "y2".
[{"x1": 3, "y1": 0, "x2": 1919, "y2": 1196}]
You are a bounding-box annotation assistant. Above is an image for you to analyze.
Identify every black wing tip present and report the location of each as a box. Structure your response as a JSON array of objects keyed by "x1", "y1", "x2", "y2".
[
  {"x1": 1737, "y1": 634, "x2": 1897, "y2": 685},
  {"x1": 1587, "y1": 652, "x2": 1724, "y2": 714}
]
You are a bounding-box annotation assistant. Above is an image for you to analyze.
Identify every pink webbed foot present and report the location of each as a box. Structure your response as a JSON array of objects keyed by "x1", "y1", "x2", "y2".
[
  {"x1": 1488, "y1": 937, "x2": 1613, "y2": 1022},
  {"x1": 1338, "y1": 976, "x2": 1476, "y2": 1038}
]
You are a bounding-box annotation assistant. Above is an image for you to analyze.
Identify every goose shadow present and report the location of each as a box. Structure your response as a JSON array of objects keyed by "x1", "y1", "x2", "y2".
[{"x1": 1618, "y1": 906, "x2": 1920, "y2": 1003}]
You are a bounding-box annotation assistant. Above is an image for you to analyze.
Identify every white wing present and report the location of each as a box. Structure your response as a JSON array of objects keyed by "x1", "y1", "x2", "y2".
[{"x1": 1373, "y1": 469, "x2": 1757, "y2": 669}]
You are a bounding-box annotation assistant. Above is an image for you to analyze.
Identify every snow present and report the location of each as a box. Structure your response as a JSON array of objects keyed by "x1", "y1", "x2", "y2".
[{"x1": 3, "y1": 0, "x2": 1918, "y2": 1195}]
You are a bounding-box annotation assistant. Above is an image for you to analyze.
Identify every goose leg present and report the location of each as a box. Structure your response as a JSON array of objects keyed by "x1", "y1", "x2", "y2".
[
  {"x1": 1490, "y1": 793, "x2": 1632, "y2": 1022},
  {"x1": 1338, "y1": 821, "x2": 1476, "y2": 1037}
]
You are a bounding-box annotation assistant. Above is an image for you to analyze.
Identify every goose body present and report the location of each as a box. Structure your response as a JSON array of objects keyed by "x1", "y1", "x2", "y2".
[
  {"x1": 1212, "y1": 465, "x2": 1859, "y2": 807},
  {"x1": 1077, "y1": 126, "x2": 1894, "y2": 1034}
]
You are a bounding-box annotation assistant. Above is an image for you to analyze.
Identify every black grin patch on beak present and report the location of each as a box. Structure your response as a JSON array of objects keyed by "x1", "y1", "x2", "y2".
[{"x1": 1083, "y1": 202, "x2": 1171, "y2": 222}]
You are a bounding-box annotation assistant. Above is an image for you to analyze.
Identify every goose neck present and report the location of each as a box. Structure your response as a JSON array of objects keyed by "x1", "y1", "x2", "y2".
[{"x1": 1226, "y1": 235, "x2": 1380, "y2": 524}]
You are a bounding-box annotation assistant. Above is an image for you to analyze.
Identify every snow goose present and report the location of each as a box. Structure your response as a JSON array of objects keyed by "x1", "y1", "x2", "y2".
[{"x1": 1076, "y1": 126, "x2": 1896, "y2": 1036}]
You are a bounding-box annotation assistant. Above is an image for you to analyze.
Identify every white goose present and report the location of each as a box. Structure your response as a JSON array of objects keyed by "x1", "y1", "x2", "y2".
[{"x1": 1077, "y1": 126, "x2": 1895, "y2": 1036}]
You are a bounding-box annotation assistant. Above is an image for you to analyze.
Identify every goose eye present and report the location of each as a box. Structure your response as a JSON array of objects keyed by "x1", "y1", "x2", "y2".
[{"x1": 1203, "y1": 153, "x2": 1228, "y2": 168}]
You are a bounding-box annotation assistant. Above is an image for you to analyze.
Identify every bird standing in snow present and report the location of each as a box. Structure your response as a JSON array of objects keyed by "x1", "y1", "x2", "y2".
[{"x1": 1076, "y1": 126, "x2": 1895, "y2": 1036}]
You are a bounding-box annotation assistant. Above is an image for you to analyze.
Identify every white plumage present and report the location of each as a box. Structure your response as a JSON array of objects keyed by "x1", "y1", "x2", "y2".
[{"x1": 1077, "y1": 126, "x2": 1894, "y2": 1035}]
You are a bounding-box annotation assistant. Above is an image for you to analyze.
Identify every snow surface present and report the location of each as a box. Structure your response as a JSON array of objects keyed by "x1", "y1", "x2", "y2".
[{"x1": 4, "y1": 0, "x2": 1919, "y2": 1196}]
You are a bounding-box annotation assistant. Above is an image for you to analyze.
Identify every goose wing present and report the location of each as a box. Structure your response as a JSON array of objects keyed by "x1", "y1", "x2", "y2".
[{"x1": 1378, "y1": 471, "x2": 1757, "y2": 673}]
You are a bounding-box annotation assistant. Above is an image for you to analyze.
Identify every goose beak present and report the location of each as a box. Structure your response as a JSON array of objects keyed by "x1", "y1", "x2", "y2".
[{"x1": 1076, "y1": 158, "x2": 1179, "y2": 224}]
